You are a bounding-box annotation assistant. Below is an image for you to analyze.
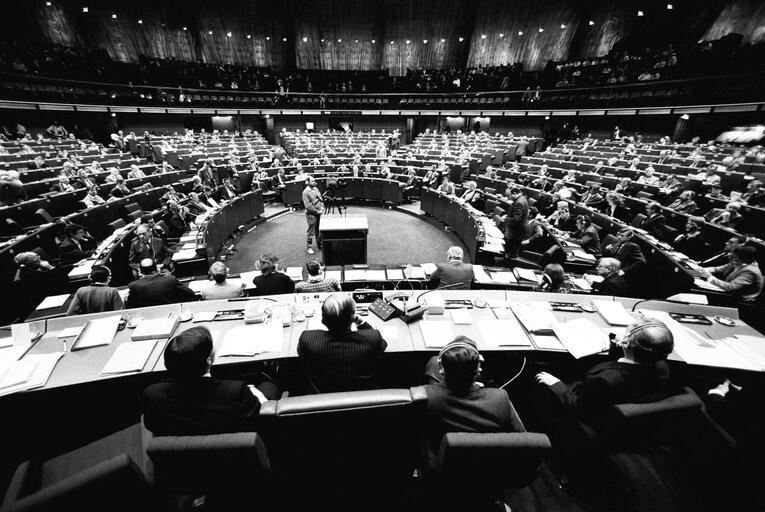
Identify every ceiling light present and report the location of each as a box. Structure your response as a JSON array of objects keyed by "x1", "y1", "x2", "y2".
[
  {"x1": 283, "y1": 37, "x2": 287, "y2": 41},
  {"x1": 320, "y1": 38, "x2": 324, "y2": 42},
  {"x1": 82, "y1": 7, "x2": 88, "y2": 13},
  {"x1": 227, "y1": 32, "x2": 232, "y2": 37},
  {"x1": 588, "y1": 20, "x2": 595, "y2": 25},
  {"x1": 208, "y1": 30, "x2": 213, "y2": 35},
  {"x1": 112, "y1": 14, "x2": 117, "y2": 19},
  {"x1": 183, "y1": 27, "x2": 187, "y2": 31},
  {"x1": 337, "y1": 38, "x2": 342, "y2": 42},
  {"x1": 538, "y1": 28, "x2": 544, "y2": 32},
  {"x1": 518, "y1": 31, "x2": 524, "y2": 36},
  {"x1": 560, "y1": 24, "x2": 566, "y2": 29},
  {"x1": 265, "y1": 36, "x2": 270, "y2": 40},
  {"x1": 423, "y1": 39, "x2": 427, "y2": 43},
  {"x1": 302, "y1": 37, "x2": 307, "y2": 42},
  {"x1": 499, "y1": 33, "x2": 504, "y2": 38},
  {"x1": 440, "y1": 38, "x2": 445, "y2": 43},
  {"x1": 637, "y1": 10, "x2": 644, "y2": 16},
  {"x1": 138, "y1": 19, "x2": 143, "y2": 24},
  {"x1": 247, "y1": 34, "x2": 251, "y2": 39},
  {"x1": 406, "y1": 40, "x2": 410, "y2": 44},
  {"x1": 667, "y1": 3, "x2": 673, "y2": 9},
  {"x1": 481, "y1": 34, "x2": 487, "y2": 39},
  {"x1": 355, "y1": 39, "x2": 359, "y2": 43},
  {"x1": 371, "y1": 39, "x2": 376, "y2": 43},
  {"x1": 45, "y1": 1, "x2": 51, "y2": 6},
  {"x1": 680, "y1": 114, "x2": 690, "y2": 120},
  {"x1": 390, "y1": 40, "x2": 394, "y2": 44},
  {"x1": 458, "y1": 37, "x2": 464, "y2": 42}
]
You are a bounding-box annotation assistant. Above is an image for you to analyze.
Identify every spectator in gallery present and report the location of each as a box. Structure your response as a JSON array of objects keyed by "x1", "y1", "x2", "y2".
[
  {"x1": 82, "y1": 185, "x2": 106, "y2": 208},
  {"x1": 201, "y1": 262, "x2": 244, "y2": 300},
  {"x1": 128, "y1": 164, "x2": 147, "y2": 180},
  {"x1": 251, "y1": 254, "x2": 295, "y2": 296},
  {"x1": 295, "y1": 259, "x2": 341, "y2": 294},
  {"x1": 46, "y1": 120, "x2": 68, "y2": 139},
  {"x1": 67, "y1": 265, "x2": 124, "y2": 315}
]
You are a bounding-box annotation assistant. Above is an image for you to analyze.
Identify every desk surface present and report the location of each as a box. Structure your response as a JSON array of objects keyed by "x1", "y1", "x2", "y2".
[
  {"x1": 4, "y1": 290, "x2": 763, "y2": 399},
  {"x1": 320, "y1": 214, "x2": 369, "y2": 231}
]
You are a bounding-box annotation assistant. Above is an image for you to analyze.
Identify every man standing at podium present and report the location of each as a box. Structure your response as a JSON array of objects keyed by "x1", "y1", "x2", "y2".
[{"x1": 303, "y1": 176, "x2": 324, "y2": 255}]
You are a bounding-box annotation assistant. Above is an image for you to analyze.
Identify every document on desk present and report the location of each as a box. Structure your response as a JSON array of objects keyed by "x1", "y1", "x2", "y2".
[
  {"x1": 593, "y1": 300, "x2": 635, "y2": 326},
  {"x1": 721, "y1": 335, "x2": 765, "y2": 371},
  {"x1": 420, "y1": 263, "x2": 438, "y2": 276},
  {"x1": 68, "y1": 261, "x2": 94, "y2": 278},
  {"x1": 72, "y1": 315, "x2": 122, "y2": 350},
  {"x1": 408, "y1": 266, "x2": 427, "y2": 279},
  {"x1": 344, "y1": 270, "x2": 367, "y2": 281},
  {"x1": 490, "y1": 271, "x2": 518, "y2": 284},
  {"x1": 478, "y1": 319, "x2": 532, "y2": 347},
  {"x1": 172, "y1": 248, "x2": 199, "y2": 261},
  {"x1": 35, "y1": 294, "x2": 71, "y2": 310},
  {"x1": 514, "y1": 268, "x2": 541, "y2": 283},
  {"x1": 57, "y1": 326, "x2": 84, "y2": 338},
  {"x1": 100, "y1": 339, "x2": 157, "y2": 375},
  {"x1": 450, "y1": 309, "x2": 473, "y2": 325},
  {"x1": 510, "y1": 302, "x2": 556, "y2": 334},
  {"x1": 551, "y1": 318, "x2": 610, "y2": 359},
  {"x1": 131, "y1": 317, "x2": 180, "y2": 341},
  {"x1": 420, "y1": 321, "x2": 455, "y2": 348},
  {"x1": 530, "y1": 334, "x2": 566, "y2": 351},
  {"x1": 386, "y1": 268, "x2": 404, "y2": 281},
  {"x1": 325, "y1": 270, "x2": 343, "y2": 282},
  {"x1": 286, "y1": 267, "x2": 304, "y2": 280},
  {"x1": 472, "y1": 265, "x2": 494, "y2": 284},
  {"x1": 366, "y1": 270, "x2": 387, "y2": 281},
  {"x1": 192, "y1": 311, "x2": 217, "y2": 323},
  {"x1": 639, "y1": 310, "x2": 760, "y2": 371},
  {"x1": 572, "y1": 250, "x2": 596, "y2": 262},
  {"x1": 693, "y1": 278, "x2": 724, "y2": 292},
  {"x1": 240, "y1": 271, "x2": 259, "y2": 289},
  {"x1": 571, "y1": 278, "x2": 592, "y2": 291},
  {"x1": 217, "y1": 323, "x2": 284, "y2": 357},
  {"x1": 0, "y1": 352, "x2": 64, "y2": 397}
]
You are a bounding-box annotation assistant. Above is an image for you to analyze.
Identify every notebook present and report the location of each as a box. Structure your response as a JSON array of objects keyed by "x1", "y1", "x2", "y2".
[
  {"x1": 71, "y1": 315, "x2": 122, "y2": 351},
  {"x1": 131, "y1": 316, "x2": 181, "y2": 341},
  {"x1": 100, "y1": 340, "x2": 157, "y2": 375}
]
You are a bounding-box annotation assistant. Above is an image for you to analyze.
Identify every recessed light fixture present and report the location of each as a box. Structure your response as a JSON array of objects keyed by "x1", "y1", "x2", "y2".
[
  {"x1": 560, "y1": 24, "x2": 566, "y2": 29},
  {"x1": 637, "y1": 10, "x2": 644, "y2": 16},
  {"x1": 538, "y1": 28, "x2": 544, "y2": 32},
  {"x1": 405, "y1": 40, "x2": 410, "y2": 44},
  {"x1": 667, "y1": 4, "x2": 673, "y2": 9},
  {"x1": 390, "y1": 40, "x2": 394, "y2": 44},
  {"x1": 355, "y1": 39, "x2": 359, "y2": 43},
  {"x1": 302, "y1": 37, "x2": 307, "y2": 42},
  {"x1": 518, "y1": 31, "x2": 524, "y2": 36},
  {"x1": 337, "y1": 38, "x2": 341, "y2": 42},
  {"x1": 246, "y1": 34, "x2": 251, "y2": 39},
  {"x1": 283, "y1": 37, "x2": 287, "y2": 42},
  {"x1": 458, "y1": 37, "x2": 464, "y2": 42},
  {"x1": 226, "y1": 32, "x2": 232, "y2": 37},
  {"x1": 371, "y1": 39, "x2": 376, "y2": 43},
  {"x1": 588, "y1": 20, "x2": 595, "y2": 25},
  {"x1": 138, "y1": 19, "x2": 143, "y2": 24},
  {"x1": 112, "y1": 14, "x2": 117, "y2": 19},
  {"x1": 320, "y1": 38, "x2": 324, "y2": 42},
  {"x1": 208, "y1": 30, "x2": 213, "y2": 35},
  {"x1": 440, "y1": 38, "x2": 445, "y2": 43},
  {"x1": 499, "y1": 33, "x2": 504, "y2": 38},
  {"x1": 481, "y1": 34, "x2": 487, "y2": 39},
  {"x1": 183, "y1": 27, "x2": 187, "y2": 31},
  {"x1": 265, "y1": 36, "x2": 270, "y2": 40},
  {"x1": 45, "y1": 1, "x2": 51, "y2": 6},
  {"x1": 82, "y1": 7, "x2": 88, "y2": 13},
  {"x1": 423, "y1": 39, "x2": 427, "y2": 43}
]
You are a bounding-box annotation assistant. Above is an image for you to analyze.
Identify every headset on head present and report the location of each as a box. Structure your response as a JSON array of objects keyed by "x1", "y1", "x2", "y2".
[
  {"x1": 619, "y1": 320, "x2": 673, "y2": 354},
  {"x1": 437, "y1": 340, "x2": 483, "y2": 366}
]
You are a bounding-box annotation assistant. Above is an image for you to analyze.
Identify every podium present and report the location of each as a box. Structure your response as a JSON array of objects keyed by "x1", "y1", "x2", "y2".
[{"x1": 320, "y1": 215, "x2": 369, "y2": 265}]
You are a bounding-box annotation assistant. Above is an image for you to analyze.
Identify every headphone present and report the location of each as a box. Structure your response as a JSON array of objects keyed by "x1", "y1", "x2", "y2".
[
  {"x1": 437, "y1": 341, "x2": 484, "y2": 377},
  {"x1": 617, "y1": 321, "x2": 673, "y2": 354}
]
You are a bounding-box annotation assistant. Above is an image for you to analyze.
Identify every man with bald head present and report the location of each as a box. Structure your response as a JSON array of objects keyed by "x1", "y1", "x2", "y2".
[
  {"x1": 589, "y1": 257, "x2": 629, "y2": 296},
  {"x1": 536, "y1": 317, "x2": 677, "y2": 420}
]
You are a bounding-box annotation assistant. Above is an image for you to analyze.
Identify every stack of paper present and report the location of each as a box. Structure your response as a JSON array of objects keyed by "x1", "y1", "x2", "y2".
[
  {"x1": 514, "y1": 268, "x2": 541, "y2": 283},
  {"x1": 35, "y1": 294, "x2": 71, "y2": 310},
  {"x1": 551, "y1": 318, "x2": 610, "y2": 359},
  {"x1": 693, "y1": 279, "x2": 724, "y2": 292},
  {"x1": 472, "y1": 265, "x2": 494, "y2": 284},
  {"x1": 721, "y1": 335, "x2": 765, "y2": 370},
  {"x1": 325, "y1": 270, "x2": 343, "y2": 282},
  {"x1": 131, "y1": 316, "x2": 180, "y2": 341},
  {"x1": 216, "y1": 323, "x2": 284, "y2": 356},
  {"x1": 420, "y1": 263, "x2": 437, "y2": 276},
  {"x1": 593, "y1": 300, "x2": 634, "y2": 326},
  {"x1": 478, "y1": 318, "x2": 532, "y2": 347},
  {"x1": 408, "y1": 266, "x2": 426, "y2": 279},
  {"x1": 286, "y1": 267, "x2": 304, "y2": 280},
  {"x1": 366, "y1": 270, "x2": 387, "y2": 281},
  {"x1": 101, "y1": 340, "x2": 157, "y2": 375},
  {"x1": 386, "y1": 268, "x2": 404, "y2": 281},
  {"x1": 344, "y1": 270, "x2": 367, "y2": 281},
  {"x1": 510, "y1": 303, "x2": 556, "y2": 334},
  {"x1": 72, "y1": 315, "x2": 122, "y2": 350},
  {"x1": 0, "y1": 352, "x2": 64, "y2": 397},
  {"x1": 572, "y1": 250, "x2": 596, "y2": 262},
  {"x1": 173, "y1": 248, "x2": 199, "y2": 261},
  {"x1": 490, "y1": 272, "x2": 517, "y2": 284},
  {"x1": 419, "y1": 321, "x2": 455, "y2": 348},
  {"x1": 571, "y1": 278, "x2": 592, "y2": 291}
]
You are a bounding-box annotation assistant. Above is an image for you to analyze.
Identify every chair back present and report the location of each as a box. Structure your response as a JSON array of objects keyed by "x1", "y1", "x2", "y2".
[
  {"x1": 5, "y1": 218, "x2": 25, "y2": 236},
  {"x1": 34, "y1": 208, "x2": 55, "y2": 224},
  {"x1": 636, "y1": 191, "x2": 654, "y2": 201},
  {"x1": 259, "y1": 387, "x2": 426, "y2": 484},
  {"x1": 124, "y1": 203, "x2": 142, "y2": 215},
  {"x1": 630, "y1": 213, "x2": 646, "y2": 227},
  {"x1": 538, "y1": 245, "x2": 565, "y2": 267},
  {"x1": 662, "y1": 225, "x2": 678, "y2": 242},
  {"x1": 437, "y1": 432, "x2": 551, "y2": 490},
  {"x1": 145, "y1": 431, "x2": 269, "y2": 496},
  {"x1": 108, "y1": 218, "x2": 127, "y2": 235}
]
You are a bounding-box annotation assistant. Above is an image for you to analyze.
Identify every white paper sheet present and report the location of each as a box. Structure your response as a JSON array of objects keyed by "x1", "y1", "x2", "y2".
[
  {"x1": 478, "y1": 318, "x2": 532, "y2": 347},
  {"x1": 100, "y1": 340, "x2": 157, "y2": 375},
  {"x1": 366, "y1": 270, "x2": 387, "y2": 281},
  {"x1": 35, "y1": 294, "x2": 71, "y2": 310},
  {"x1": 73, "y1": 316, "x2": 121, "y2": 349},
  {"x1": 382, "y1": 326, "x2": 399, "y2": 340},
  {"x1": 386, "y1": 268, "x2": 404, "y2": 281},
  {"x1": 514, "y1": 267, "x2": 539, "y2": 282},
  {"x1": 551, "y1": 318, "x2": 610, "y2": 359},
  {"x1": 420, "y1": 263, "x2": 438, "y2": 275},
  {"x1": 344, "y1": 270, "x2": 367, "y2": 281},
  {"x1": 490, "y1": 272, "x2": 518, "y2": 284},
  {"x1": 217, "y1": 322, "x2": 284, "y2": 356},
  {"x1": 0, "y1": 352, "x2": 64, "y2": 397},
  {"x1": 192, "y1": 311, "x2": 217, "y2": 323},
  {"x1": 510, "y1": 302, "x2": 556, "y2": 334},
  {"x1": 286, "y1": 267, "x2": 304, "y2": 280},
  {"x1": 57, "y1": 326, "x2": 84, "y2": 338},
  {"x1": 593, "y1": 300, "x2": 635, "y2": 326},
  {"x1": 450, "y1": 309, "x2": 473, "y2": 325},
  {"x1": 419, "y1": 321, "x2": 455, "y2": 348}
]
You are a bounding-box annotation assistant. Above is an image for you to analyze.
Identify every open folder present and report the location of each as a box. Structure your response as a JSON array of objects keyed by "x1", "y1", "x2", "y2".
[{"x1": 71, "y1": 315, "x2": 122, "y2": 351}]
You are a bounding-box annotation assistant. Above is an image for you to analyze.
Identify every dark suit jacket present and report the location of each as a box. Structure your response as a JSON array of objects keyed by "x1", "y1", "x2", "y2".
[
  {"x1": 143, "y1": 378, "x2": 260, "y2": 436},
  {"x1": 592, "y1": 273, "x2": 630, "y2": 296},
  {"x1": 251, "y1": 272, "x2": 295, "y2": 296},
  {"x1": 297, "y1": 324, "x2": 387, "y2": 393},
  {"x1": 129, "y1": 236, "x2": 173, "y2": 270},
  {"x1": 604, "y1": 241, "x2": 646, "y2": 274},
  {"x1": 673, "y1": 232, "x2": 707, "y2": 261},
  {"x1": 430, "y1": 261, "x2": 474, "y2": 290},
  {"x1": 504, "y1": 195, "x2": 529, "y2": 242},
  {"x1": 641, "y1": 213, "x2": 666, "y2": 239},
  {"x1": 571, "y1": 225, "x2": 601, "y2": 255},
  {"x1": 548, "y1": 359, "x2": 677, "y2": 420},
  {"x1": 67, "y1": 284, "x2": 124, "y2": 315},
  {"x1": 126, "y1": 272, "x2": 196, "y2": 308},
  {"x1": 607, "y1": 204, "x2": 633, "y2": 224},
  {"x1": 58, "y1": 236, "x2": 95, "y2": 266},
  {"x1": 422, "y1": 383, "x2": 521, "y2": 471}
]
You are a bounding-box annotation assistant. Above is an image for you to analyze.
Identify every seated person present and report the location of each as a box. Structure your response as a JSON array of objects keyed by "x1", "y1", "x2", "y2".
[
  {"x1": 201, "y1": 262, "x2": 244, "y2": 300},
  {"x1": 58, "y1": 223, "x2": 96, "y2": 266},
  {"x1": 128, "y1": 223, "x2": 174, "y2": 274},
  {"x1": 429, "y1": 246, "x2": 474, "y2": 290},
  {"x1": 251, "y1": 254, "x2": 295, "y2": 296},
  {"x1": 109, "y1": 175, "x2": 133, "y2": 199},
  {"x1": 535, "y1": 263, "x2": 568, "y2": 293},
  {"x1": 588, "y1": 257, "x2": 629, "y2": 296},
  {"x1": 126, "y1": 259, "x2": 196, "y2": 308},
  {"x1": 672, "y1": 216, "x2": 707, "y2": 260},
  {"x1": 614, "y1": 177, "x2": 636, "y2": 197},
  {"x1": 602, "y1": 227, "x2": 645, "y2": 276},
  {"x1": 547, "y1": 201, "x2": 576, "y2": 231},
  {"x1": 700, "y1": 246, "x2": 763, "y2": 302},
  {"x1": 143, "y1": 326, "x2": 278, "y2": 436},
  {"x1": 640, "y1": 201, "x2": 666, "y2": 239},
  {"x1": 67, "y1": 265, "x2": 124, "y2": 315},
  {"x1": 740, "y1": 180, "x2": 765, "y2": 207},
  {"x1": 295, "y1": 259, "x2": 341, "y2": 293},
  {"x1": 82, "y1": 186, "x2": 106, "y2": 208},
  {"x1": 437, "y1": 177, "x2": 455, "y2": 196},
  {"x1": 162, "y1": 200, "x2": 192, "y2": 238},
  {"x1": 296, "y1": 293, "x2": 387, "y2": 393},
  {"x1": 636, "y1": 166, "x2": 660, "y2": 186},
  {"x1": 604, "y1": 192, "x2": 632, "y2": 223},
  {"x1": 580, "y1": 184, "x2": 605, "y2": 210},
  {"x1": 668, "y1": 190, "x2": 699, "y2": 214},
  {"x1": 421, "y1": 336, "x2": 522, "y2": 472},
  {"x1": 522, "y1": 206, "x2": 545, "y2": 251},
  {"x1": 707, "y1": 202, "x2": 744, "y2": 230},
  {"x1": 535, "y1": 317, "x2": 677, "y2": 420},
  {"x1": 564, "y1": 215, "x2": 601, "y2": 255},
  {"x1": 13, "y1": 251, "x2": 70, "y2": 298},
  {"x1": 459, "y1": 181, "x2": 483, "y2": 208}
]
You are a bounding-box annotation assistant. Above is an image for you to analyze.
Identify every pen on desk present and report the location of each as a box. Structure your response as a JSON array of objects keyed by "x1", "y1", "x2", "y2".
[{"x1": 62, "y1": 339, "x2": 67, "y2": 352}]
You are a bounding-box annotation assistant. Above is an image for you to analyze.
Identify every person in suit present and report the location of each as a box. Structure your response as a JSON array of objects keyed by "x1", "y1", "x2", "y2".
[
  {"x1": 673, "y1": 216, "x2": 707, "y2": 261},
  {"x1": 536, "y1": 317, "x2": 677, "y2": 420},
  {"x1": 580, "y1": 184, "x2": 605, "y2": 211},
  {"x1": 602, "y1": 227, "x2": 646, "y2": 276},
  {"x1": 429, "y1": 246, "x2": 474, "y2": 290},
  {"x1": 58, "y1": 223, "x2": 96, "y2": 266},
  {"x1": 668, "y1": 190, "x2": 699, "y2": 215},
  {"x1": 129, "y1": 222, "x2": 174, "y2": 274},
  {"x1": 126, "y1": 259, "x2": 196, "y2": 308},
  {"x1": 302, "y1": 176, "x2": 324, "y2": 255},
  {"x1": 588, "y1": 257, "x2": 629, "y2": 296},
  {"x1": 535, "y1": 263, "x2": 568, "y2": 293},
  {"x1": 700, "y1": 235, "x2": 746, "y2": 267},
  {"x1": 700, "y1": 246, "x2": 763, "y2": 302},
  {"x1": 707, "y1": 202, "x2": 744, "y2": 230},
  {"x1": 564, "y1": 215, "x2": 601, "y2": 255},
  {"x1": 296, "y1": 293, "x2": 387, "y2": 394},
  {"x1": 67, "y1": 265, "x2": 124, "y2": 315},
  {"x1": 162, "y1": 200, "x2": 192, "y2": 238},
  {"x1": 614, "y1": 177, "x2": 636, "y2": 197},
  {"x1": 546, "y1": 200, "x2": 576, "y2": 231},
  {"x1": 421, "y1": 336, "x2": 522, "y2": 472},
  {"x1": 295, "y1": 259, "x2": 341, "y2": 294},
  {"x1": 251, "y1": 254, "x2": 295, "y2": 296},
  {"x1": 640, "y1": 201, "x2": 666, "y2": 239},
  {"x1": 197, "y1": 160, "x2": 217, "y2": 188},
  {"x1": 605, "y1": 192, "x2": 632, "y2": 224},
  {"x1": 503, "y1": 187, "x2": 529, "y2": 259},
  {"x1": 521, "y1": 206, "x2": 545, "y2": 252},
  {"x1": 143, "y1": 326, "x2": 278, "y2": 436},
  {"x1": 201, "y1": 262, "x2": 244, "y2": 300}
]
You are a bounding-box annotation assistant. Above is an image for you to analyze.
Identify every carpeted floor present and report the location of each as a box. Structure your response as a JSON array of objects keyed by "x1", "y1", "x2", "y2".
[{"x1": 223, "y1": 203, "x2": 467, "y2": 272}]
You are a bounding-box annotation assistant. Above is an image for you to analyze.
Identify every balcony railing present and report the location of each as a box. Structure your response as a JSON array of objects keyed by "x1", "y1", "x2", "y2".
[{"x1": 1, "y1": 71, "x2": 764, "y2": 112}]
